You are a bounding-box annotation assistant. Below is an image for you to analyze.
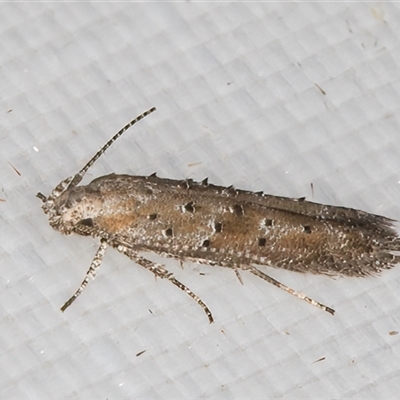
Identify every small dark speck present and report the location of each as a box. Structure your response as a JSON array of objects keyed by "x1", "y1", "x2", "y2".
[
  {"x1": 264, "y1": 219, "x2": 274, "y2": 227},
  {"x1": 184, "y1": 202, "x2": 195, "y2": 213},
  {"x1": 231, "y1": 204, "x2": 244, "y2": 216},
  {"x1": 225, "y1": 185, "x2": 236, "y2": 195},
  {"x1": 258, "y1": 238, "x2": 266, "y2": 246},
  {"x1": 315, "y1": 83, "x2": 326, "y2": 95},
  {"x1": 136, "y1": 350, "x2": 147, "y2": 357},
  {"x1": 8, "y1": 162, "x2": 21, "y2": 176},
  {"x1": 165, "y1": 228, "x2": 173, "y2": 237},
  {"x1": 202, "y1": 239, "x2": 210, "y2": 247},
  {"x1": 389, "y1": 331, "x2": 399, "y2": 336},
  {"x1": 185, "y1": 179, "x2": 194, "y2": 189},
  {"x1": 148, "y1": 213, "x2": 158, "y2": 220},
  {"x1": 303, "y1": 226, "x2": 312, "y2": 234},
  {"x1": 214, "y1": 222, "x2": 222, "y2": 233}
]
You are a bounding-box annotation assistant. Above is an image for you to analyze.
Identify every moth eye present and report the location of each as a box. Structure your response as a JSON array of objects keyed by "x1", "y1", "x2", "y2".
[
  {"x1": 214, "y1": 222, "x2": 222, "y2": 233},
  {"x1": 148, "y1": 213, "x2": 158, "y2": 220},
  {"x1": 258, "y1": 238, "x2": 266, "y2": 246},
  {"x1": 79, "y1": 218, "x2": 94, "y2": 227},
  {"x1": 303, "y1": 225, "x2": 312, "y2": 234},
  {"x1": 202, "y1": 239, "x2": 210, "y2": 247},
  {"x1": 164, "y1": 227, "x2": 173, "y2": 237},
  {"x1": 230, "y1": 204, "x2": 244, "y2": 216}
]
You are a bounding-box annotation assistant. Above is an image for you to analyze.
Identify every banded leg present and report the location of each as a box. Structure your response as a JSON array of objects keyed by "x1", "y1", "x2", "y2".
[
  {"x1": 234, "y1": 268, "x2": 244, "y2": 285},
  {"x1": 117, "y1": 245, "x2": 213, "y2": 323},
  {"x1": 136, "y1": 256, "x2": 214, "y2": 324},
  {"x1": 61, "y1": 239, "x2": 108, "y2": 312},
  {"x1": 248, "y1": 266, "x2": 335, "y2": 315}
]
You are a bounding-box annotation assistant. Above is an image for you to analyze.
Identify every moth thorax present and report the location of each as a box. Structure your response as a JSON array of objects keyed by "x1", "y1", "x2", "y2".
[{"x1": 55, "y1": 186, "x2": 103, "y2": 227}]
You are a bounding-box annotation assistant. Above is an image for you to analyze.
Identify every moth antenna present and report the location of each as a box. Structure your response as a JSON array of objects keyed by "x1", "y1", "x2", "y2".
[{"x1": 69, "y1": 106, "x2": 156, "y2": 188}]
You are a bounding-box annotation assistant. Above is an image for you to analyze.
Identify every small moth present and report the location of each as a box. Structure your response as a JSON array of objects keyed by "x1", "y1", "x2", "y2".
[{"x1": 37, "y1": 107, "x2": 400, "y2": 323}]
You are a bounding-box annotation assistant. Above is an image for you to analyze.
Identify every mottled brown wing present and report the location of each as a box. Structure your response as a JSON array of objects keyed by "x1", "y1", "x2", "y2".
[{"x1": 81, "y1": 174, "x2": 400, "y2": 277}]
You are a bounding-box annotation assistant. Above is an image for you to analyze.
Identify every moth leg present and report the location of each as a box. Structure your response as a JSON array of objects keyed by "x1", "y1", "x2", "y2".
[
  {"x1": 248, "y1": 266, "x2": 335, "y2": 315},
  {"x1": 234, "y1": 268, "x2": 244, "y2": 285},
  {"x1": 60, "y1": 239, "x2": 108, "y2": 312},
  {"x1": 117, "y1": 246, "x2": 213, "y2": 323}
]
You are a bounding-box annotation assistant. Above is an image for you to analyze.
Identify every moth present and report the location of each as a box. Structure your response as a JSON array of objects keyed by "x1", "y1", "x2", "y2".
[{"x1": 37, "y1": 107, "x2": 400, "y2": 323}]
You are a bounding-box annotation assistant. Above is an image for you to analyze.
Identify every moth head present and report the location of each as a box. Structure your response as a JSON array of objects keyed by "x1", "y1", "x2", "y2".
[
  {"x1": 37, "y1": 175, "x2": 100, "y2": 235},
  {"x1": 37, "y1": 107, "x2": 156, "y2": 235}
]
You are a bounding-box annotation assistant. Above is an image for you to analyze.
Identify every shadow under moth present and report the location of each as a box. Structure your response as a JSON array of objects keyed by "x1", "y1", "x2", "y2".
[{"x1": 37, "y1": 107, "x2": 400, "y2": 323}]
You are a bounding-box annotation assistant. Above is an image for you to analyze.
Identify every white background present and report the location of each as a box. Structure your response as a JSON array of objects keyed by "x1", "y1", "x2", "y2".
[{"x1": 1, "y1": 2, "x2": 400, "y2": 398}]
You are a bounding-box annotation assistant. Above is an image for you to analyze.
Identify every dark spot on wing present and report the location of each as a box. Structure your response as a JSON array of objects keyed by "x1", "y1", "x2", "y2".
[{"x1": 258, "y1": 238, "x2": 266, "y2": 246}]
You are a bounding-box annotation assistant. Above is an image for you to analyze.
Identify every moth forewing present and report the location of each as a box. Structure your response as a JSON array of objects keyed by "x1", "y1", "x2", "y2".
[{"x1": 37, "y1": 107, "x2": 400, "y2": 323}]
